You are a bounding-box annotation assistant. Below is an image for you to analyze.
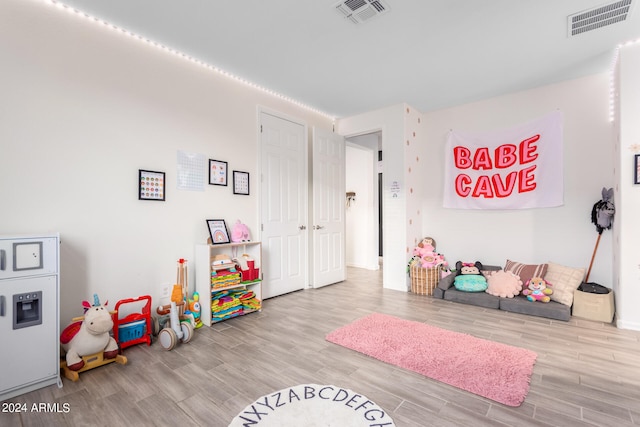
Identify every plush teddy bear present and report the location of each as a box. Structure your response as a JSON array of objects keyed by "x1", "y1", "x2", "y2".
[
  {"x1": 485, "y1": 270, "x2": 522, "y2": 298},
  {"x1": 522, "y1": 277, "x2": 553, "y2": 302},
  {"x1": 453, "y1": 261, "x2": 487, "y2": 292}
]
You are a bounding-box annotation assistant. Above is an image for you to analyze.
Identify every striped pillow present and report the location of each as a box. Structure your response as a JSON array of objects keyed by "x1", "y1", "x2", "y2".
[{"x1": 504, "y1": 260, "x2": 548, "y2": 285}]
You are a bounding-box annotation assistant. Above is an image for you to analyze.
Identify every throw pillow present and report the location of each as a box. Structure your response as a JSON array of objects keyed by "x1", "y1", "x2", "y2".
[
  {"x1": 504, "y1": 260, "x2": 548, "y2": 285},
  {"x1": 485, "y1": 270, "x2": 523, "y2": 298},
  {"x1": 544, "y1": 262, "x2": 585, "y2": 306},
  {"x1": 454, "y1": 275, "x2": 488, "y2": 292}
]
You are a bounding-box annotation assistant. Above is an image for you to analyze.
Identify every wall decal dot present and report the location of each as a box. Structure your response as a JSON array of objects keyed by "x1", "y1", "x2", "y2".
[
  {"x1": 410, "y1": 188, "x2": 413, "y2": 193},
  {"x1": 413, "y1": 132, "x2": 416, "y2": 137},
  {"x1": 408, "y1": 167, "x2": 412, "y2": 173},
  {"x1": 406, "y1": 140, "x2": 410, "y2": 146},
  {"x1": 417, "y1": 210, "x2": 420, "y2": 215},
  {"x1": 409, "y1": 219, "x2": 412, "y2": 225},
  {"x1": 416, "y1": 156, "x2": 419, "y2": 162},
  {"x1": 406, "y1": 107, "x2": 410, "y2": 113},
  {"x1": 418, "y1": 118, "x2": 421, "y2": 124}
]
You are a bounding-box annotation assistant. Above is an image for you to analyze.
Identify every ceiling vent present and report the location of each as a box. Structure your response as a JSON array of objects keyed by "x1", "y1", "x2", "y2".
[
  {"x1": 568, "y1": 0, "x2": 635, "y2": 36},
  {"x1": 335, "y1": 0, "x2": 390, "y2": 24}
]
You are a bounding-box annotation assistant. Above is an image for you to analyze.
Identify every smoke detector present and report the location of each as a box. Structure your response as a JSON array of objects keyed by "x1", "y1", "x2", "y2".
[
  {"x1": 335, "y1": 0, "x2": 390, "y2": 24},
  {"x1": 568, "y1": 0, "x2": 635, "y2": 36}
]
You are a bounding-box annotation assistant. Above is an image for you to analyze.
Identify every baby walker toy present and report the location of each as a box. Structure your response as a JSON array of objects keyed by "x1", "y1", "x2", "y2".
[{"x1": 156, "y1": 259, "x2": 194, "y2": 350}]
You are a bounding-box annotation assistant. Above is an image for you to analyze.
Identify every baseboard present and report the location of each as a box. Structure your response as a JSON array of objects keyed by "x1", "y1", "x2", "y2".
[
  {"x1": 616, "y1": 318, "x2": 640, "y2": 331},
  {"x1": 346, "y1": 262, "x2": 380, "y2": 270}
]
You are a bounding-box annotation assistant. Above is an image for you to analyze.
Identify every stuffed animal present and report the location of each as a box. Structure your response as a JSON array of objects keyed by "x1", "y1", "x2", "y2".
[
  {"x1": 485, "y1": 270, "x2": 522, "y2": 298},
  {"x1": 60, "y1": 294, "x2": 119, "y2": 371},
  {"x1": 453, "y1": 261, "x2": 487, "y2": 292},
  {"x1": 522, "y1": 277, "x2": 553, "y2": 302},
  {"x1": 456, "y1": 261, "x2": 483, "y2": 276},
  {"x1": 418, "y1": 237, "x2": 436, "y2": 251},
  {"x1": 231, "y1": 220, "x2": 251, "y2": 242}
]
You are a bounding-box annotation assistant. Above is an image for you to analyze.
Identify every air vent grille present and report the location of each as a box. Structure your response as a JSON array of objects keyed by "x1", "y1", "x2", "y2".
[
  {"x1": 335, "y1": 0, "x2": 390, "y2": 24},
  {"x1": 568, "y1": 0, "x2": 634, "y2": 36}
]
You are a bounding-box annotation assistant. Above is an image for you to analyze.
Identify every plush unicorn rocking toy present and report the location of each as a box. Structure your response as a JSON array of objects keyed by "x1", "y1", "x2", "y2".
[{"x1": 60, "y1": 294, "x2": 127, "y2": 381}]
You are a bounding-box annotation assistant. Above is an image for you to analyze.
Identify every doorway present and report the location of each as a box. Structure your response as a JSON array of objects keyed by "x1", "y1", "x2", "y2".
[{"x1": 345, "y1": 131, "x2": 381, "y2": 271}]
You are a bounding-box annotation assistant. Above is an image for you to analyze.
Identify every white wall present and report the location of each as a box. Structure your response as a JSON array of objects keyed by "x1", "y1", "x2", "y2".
[
  {"x1": 421, "y1": 73, "x2": 614, "y2": 287},
  {"x1": 614, "y1": 43, "x2": 640, "y2": 330},
  {"x1": 0, "y1": 0, "x2": 332, "y2": 327},
  {"x1": 345, "y1": 143, "x2": 376, "y2": 269}
]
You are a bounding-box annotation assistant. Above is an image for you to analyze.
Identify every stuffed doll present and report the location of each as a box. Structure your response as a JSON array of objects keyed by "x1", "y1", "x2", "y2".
[
  {"x1": 522, "y1": 277, "x2": 553, "y2": 302},
  {"x1": 453, "y1": 261, "x2": 487, "y2": 292}
]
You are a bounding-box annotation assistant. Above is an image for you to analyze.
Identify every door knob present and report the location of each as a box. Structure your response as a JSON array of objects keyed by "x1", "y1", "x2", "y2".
[
  {"x1": 313, "y1": 225, "x2": 325, "y2": 230},
  {"x1": 299, "y1": 225, "x2": 306, "y2": 230}
]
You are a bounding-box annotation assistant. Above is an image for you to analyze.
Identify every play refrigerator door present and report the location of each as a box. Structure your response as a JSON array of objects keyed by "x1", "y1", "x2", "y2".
[
  {"x1": 0, "y1": 234, "x2": 61, "y2": 401},
  {"x1": 0, "y1": 275, "x2": 58, "y2": 395}
]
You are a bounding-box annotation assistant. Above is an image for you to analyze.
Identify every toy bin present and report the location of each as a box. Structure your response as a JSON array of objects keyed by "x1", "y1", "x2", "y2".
[
  {"x1": 572, "y1": 288, "x2": 615, "y2": 323},
  {"x1": 118, "y1": 319, "x2": 146, "y2": 343},
  {"x1": 410, "y1": 265, "x2": 440, "y2": 295}
]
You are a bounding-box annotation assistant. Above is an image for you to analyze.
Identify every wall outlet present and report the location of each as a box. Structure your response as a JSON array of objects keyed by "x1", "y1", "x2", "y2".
[{"x1": 161, "y1": 283, "x2": 171, "y2": 299}]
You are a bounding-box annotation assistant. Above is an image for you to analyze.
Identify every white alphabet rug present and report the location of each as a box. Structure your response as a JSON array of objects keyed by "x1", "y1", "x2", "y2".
[{"x1": 229, "y1": 384, "x2": 395, "y2": 426}]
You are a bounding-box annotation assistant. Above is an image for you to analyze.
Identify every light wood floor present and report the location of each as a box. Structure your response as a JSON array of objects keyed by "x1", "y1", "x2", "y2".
[{"x1": 3, "y1": 267, "x2": 640, "y2": 427}]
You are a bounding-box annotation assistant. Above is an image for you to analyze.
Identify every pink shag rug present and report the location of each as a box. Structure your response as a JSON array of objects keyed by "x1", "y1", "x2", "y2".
[{"x1": 325, "y1": 313, "x2": 537, "y2": 407}]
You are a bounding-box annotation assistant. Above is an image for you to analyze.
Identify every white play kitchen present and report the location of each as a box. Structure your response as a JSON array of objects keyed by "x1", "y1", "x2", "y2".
[{"x1": 0, "y1": 234, "x2": 62, "y2": 401}]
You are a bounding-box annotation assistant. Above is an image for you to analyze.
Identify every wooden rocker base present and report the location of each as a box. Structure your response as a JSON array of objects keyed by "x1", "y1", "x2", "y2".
[{"x1": 60, "y1": 352, "x2": 127, "y2": 382}]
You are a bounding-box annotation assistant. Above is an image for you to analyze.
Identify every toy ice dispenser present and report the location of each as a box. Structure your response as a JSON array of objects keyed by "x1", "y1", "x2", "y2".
[{"x1": 13, "y1": 290, "x2": 43, "y2": 329}]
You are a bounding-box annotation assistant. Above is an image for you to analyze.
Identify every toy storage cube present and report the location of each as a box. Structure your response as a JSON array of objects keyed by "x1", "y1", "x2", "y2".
[{"x1": 572, "y1": 289, "x2": 615, "y2": 323}]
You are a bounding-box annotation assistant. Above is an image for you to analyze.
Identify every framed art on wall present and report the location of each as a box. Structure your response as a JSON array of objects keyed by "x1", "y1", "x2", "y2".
[
  {"x1": 139, "y1": 170, "x2": 165, "y2": 201},
  {"x1": 233, "y1": 170, "x2": 250, "y2": 195},
  {"x1": 635, "y1": 154, "x2": 640, "y2": 185},
  {"x1": 209, "y1": 159, "x2": 228, "y2": 186},
  {"x1": 206, "y1": 219, "x2": 230, "y2": 244}
]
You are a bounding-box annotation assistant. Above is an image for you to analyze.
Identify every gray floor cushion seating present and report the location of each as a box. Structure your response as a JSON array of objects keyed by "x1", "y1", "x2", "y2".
[{"x1": 433, "y1": 265, "x2": 571, "y2": 321}]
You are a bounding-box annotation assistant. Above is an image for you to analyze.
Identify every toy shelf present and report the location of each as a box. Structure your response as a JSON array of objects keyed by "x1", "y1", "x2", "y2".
[{"x1": 195, "y1": 242, "x2": 263, "y2": 327}]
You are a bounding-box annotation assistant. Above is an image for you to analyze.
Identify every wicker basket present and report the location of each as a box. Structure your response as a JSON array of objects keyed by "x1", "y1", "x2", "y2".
[{"x1": 410, "y1": 265, "x2": 440, "y2": 295}]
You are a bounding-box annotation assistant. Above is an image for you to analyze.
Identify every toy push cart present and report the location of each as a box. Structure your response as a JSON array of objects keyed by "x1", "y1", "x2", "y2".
[{"x1": 113, "y1": 295, "x2": 153, "y2": 350}]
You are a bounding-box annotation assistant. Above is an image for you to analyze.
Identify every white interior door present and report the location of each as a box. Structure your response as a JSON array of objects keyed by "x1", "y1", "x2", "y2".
[
  {"x1": 312, "y1": 127, "x2": 346, "y2": 288},
  {"x1": 260, "y1": 112, "x2": 307, "y2": 299}
]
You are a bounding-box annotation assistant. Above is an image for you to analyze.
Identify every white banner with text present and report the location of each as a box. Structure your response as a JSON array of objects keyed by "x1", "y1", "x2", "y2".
[{"x1": 443, "y1": 111, "x2": 563, "y2": 210}]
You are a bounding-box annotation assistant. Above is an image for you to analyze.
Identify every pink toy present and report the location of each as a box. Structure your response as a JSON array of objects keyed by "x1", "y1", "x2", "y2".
[
  {"x1": 231, "y1": 220, "x2": 251, "y2": 242},
  {"x1": 522, "y1": 277, "x2": 553, "y2": 302}
]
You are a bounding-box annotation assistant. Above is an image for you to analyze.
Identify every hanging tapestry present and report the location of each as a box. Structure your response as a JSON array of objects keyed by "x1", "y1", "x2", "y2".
[{"x1": 443, "y1": 111, "x2": 563, "y2": 210}]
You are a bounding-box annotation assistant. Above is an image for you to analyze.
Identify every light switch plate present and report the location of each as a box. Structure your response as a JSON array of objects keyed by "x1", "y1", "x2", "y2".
[{"x1": 14, "y1": 242, "x2": 43, "y2": 270}]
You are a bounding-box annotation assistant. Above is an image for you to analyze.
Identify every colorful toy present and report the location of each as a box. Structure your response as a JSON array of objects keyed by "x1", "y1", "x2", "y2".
[
  {"x1": 522, "y1": 277, "x2": 553, "y2": 302},
  {"x1": 188, "y1": 292, "x2": 203, "y2": 329},
  {"x1": 156, "y1": 259, "x2": 194, "y2": 350},
  {"x1": 453, "y1": 261, "x2": 488, "y2": 292},
  {"x1": 60, "y1": 294, "x2": 127, "y2": 381},
  {"x1": 409, "y1": 236, "x2": 449, "y2": 270},
  {"x1": 113, "y1": 295, "x2": 152, "y2": 350}
]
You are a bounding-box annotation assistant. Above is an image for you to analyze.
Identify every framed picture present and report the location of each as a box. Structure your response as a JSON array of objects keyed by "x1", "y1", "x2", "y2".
[
  {"x1": 233, "y1": 170, "x2": 250, "y2": 195},
  {"x1": 635, "y1": 155, "x2": 640, "y2": 185},
  {"x1": 206, "y1": 219, "x2": 230, "y2": 244},
  {"x1": 208, "y1": 159, "x2": 228, "y2": 186},
  {"x1": 139, "y1": 170, "x2": 165, "y2": 201}
]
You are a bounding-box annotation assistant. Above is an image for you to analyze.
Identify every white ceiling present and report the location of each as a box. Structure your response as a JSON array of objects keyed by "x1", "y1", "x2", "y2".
[{"x1": 57, "y1": 0, "x2": 640, "y2": 118}]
